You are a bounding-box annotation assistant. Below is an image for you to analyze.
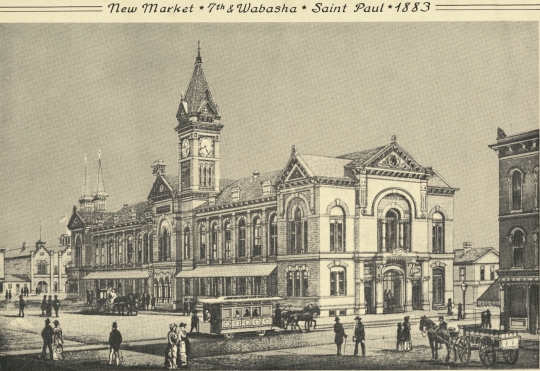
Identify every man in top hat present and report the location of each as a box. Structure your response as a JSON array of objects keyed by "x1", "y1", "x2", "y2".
[
  {"x1": 333, "y1": 316, "x2": 347, "y2": 355},
  {"x1": 353, "y1": 316, "x2": 365, "y2": 356},
  {"x1": 438, "y1": 316, "x2": 448, "y2": 331},
  {"x1": 18, "y1": 295, "x2": 26, "y2": 318},
  {"x1": 41, "y1": 318, "x2": 54, "y2": 360},
  {"x1": 108, "y1": 322, "x2": 123, "y2": 365},
  {"x1": 190, "y1": 311, "x2": 199, "y2": 333},
  {"x1": 53, "y1": 295, "x2": 60, "y2": 318}
]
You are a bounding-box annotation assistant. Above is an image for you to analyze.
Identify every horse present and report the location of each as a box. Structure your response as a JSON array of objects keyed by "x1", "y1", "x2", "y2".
[
  {"x1": 282, "y1": 305, "x2": 320, "y2": 332},
  {"x1": 111, "y1": 296, "x2": 127, "y2": 315},
  {"x1": 419, "y1": 316, "x2": 457, "y2": 363}
]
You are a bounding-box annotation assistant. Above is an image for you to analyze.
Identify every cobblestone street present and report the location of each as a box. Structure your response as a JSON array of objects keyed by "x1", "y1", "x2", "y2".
[{"x1": 1, "y1": 304, "x2": 538, "y2": 370}]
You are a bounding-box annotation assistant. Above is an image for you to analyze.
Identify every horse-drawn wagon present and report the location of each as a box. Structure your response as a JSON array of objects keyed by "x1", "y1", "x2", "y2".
[
  {"x1": 198, "y1": 296, "x2": 282, "y2": 338},
  {"x1": 89, "y1": 289, "x2": 138, "y2": 316},
  {"x1": 420, "y1": 316, "x2": 520, "y2": 367}
]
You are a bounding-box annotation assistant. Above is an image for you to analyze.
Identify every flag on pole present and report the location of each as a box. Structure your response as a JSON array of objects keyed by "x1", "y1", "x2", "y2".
[{"x1": 58, "y1": 215, "x2": 67, "y2": 224}]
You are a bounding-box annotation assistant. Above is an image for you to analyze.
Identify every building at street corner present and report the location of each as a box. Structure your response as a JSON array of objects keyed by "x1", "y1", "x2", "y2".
[
  {"x1": 67, "y1": 47, "x2": 459, "y2": 316},
  {"x1": 489, "y1": 128, "x2": 539, "y2": 334},
  {"x1": 3, "y1": 235, "x2": 72, "y2": 296},
  {"x1": 453, "y1": 243, "x2": 499, "y2": 307}
]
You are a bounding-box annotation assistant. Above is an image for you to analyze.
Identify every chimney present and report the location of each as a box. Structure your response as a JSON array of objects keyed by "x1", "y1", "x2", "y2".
[
  {"x1": 208, "y1": 193, "x2": 216, "y2": 206},
  {"x1": 131, "y1": 208, "x2": 137, "y2": 221},
  {"x1": 152, "y1": 160, "x2": 166, "y2": 178},
  {"x1": 231, "y1": 187, "x2": 240, "y2": 203},
  {"x1": 252, "y1": 170, "x2": 260, "y2": 180},
  {"x1": 262, "y1": 181, "x2": 272, "y2": 197},
  {"x1": 463, "y1": 242, "x2": 472, "y2": 252}
]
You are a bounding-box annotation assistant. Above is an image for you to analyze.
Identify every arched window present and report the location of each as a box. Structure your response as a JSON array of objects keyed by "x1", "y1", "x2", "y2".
[
  {"x1": 199, "y1": 224, "x2": 206, "y2": 259},
  {"x1": 127, "y1": 236, "x2": 133, "y2": 263},
  {"x1": 380, "y1": 208, "x2": 411, "y2": 252},
  {"x1": 148, "y1": 235, "x2": 153, "y2": 263},
  {"x1": 117, "y1": 237, "x2": 123, "y2": 264},
  {"x1": 143, "y1": 234, "x2": 149, "y2": 264},
  {"x1": 289, "y1": 207, "x2": 307, "y2": 254},
  {"x1": 95, "y1": 240, "x2": 100, "y2": 266},
  {"x1": 183, "y1": 227, "x2": 191, "y2": 259},
  {"x1": 330, "y1": 206, "x2": 345, "y2": 252},
  {"x1": 480, "y1": 265, "x2": 485, "y2": 281},
  {"x1": 238, "y1": 219, "x2": 246, "y2": 258},
  {"x1": 512, "y1": 229, "x2": 525, "y2": 267},
  {"x1": 100, "y1": 239, "x2": 105, "y2": 265},
  {"x1": 75, "y1": 236, "x2": 82, "y2": 267},
  {"x1": 37, "y1": 261, "x2": 47, "y2": 275},
  {"x1": 159, "y1": 228, "x2": 170, "y2": 262},
  {"x1": 330, "y1": 267, "x2": 346, "y2": 296},
  {"x1": 164, "y1": 277, "x2": 170, "y2": 303},
  {"x1": 108, "y1": 238, "x2": 114, "y2": 265},
  {"x1": 432, "y1": 212, "x2": 445, "y2": 253},
  {"x1": 211, "y1": 223, "x2": 218, "y2": 260},
  {"x1": 511, "y1": 170, "x2": 523, "y2": 211},
  {"x1": 137, "y1": 234, "x2": 143, "y2": 263},
  {"x1": 253, "y1": 217, "x2": 262, "y2": 256},
  {"x1": 286, "y1": 269, "x2": 308, "y2": 297},
  {"x1": 223, "y1": 221, "x2": 231, "y2": 258},
  {"x1": 269, "y1": 215, "x2": 277, "y2": 256}
]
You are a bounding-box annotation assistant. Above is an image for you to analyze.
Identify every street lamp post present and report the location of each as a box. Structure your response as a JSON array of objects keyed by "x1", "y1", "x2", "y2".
[{"x1": 461, "y1": 281, "x2": 468, "y2": 320}]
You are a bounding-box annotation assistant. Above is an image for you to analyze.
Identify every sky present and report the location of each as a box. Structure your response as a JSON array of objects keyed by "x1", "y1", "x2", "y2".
[{"x1": 0, "y1": 23, "x2": 538, "y2": 251}]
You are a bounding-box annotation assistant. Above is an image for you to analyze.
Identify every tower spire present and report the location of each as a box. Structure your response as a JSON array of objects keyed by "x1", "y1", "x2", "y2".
[
  {"x1": 196, "y1": 40, "x2": 202, "y2": 63},
  {"x1": 93, "y1": 149, "x2": 108, "y2": 211},
  {"x1": 78, "y1": 154, "x2": 94, "y2": 212}
]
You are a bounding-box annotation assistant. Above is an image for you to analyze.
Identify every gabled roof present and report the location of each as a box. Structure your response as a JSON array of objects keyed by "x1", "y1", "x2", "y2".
[
  {"x1": 337, "y1": 145, "x2": 386, "y2": 167},
  {"x1": 427, "y1": 169, "x2": 455, "y2": 189},
  {"x1": 454, "y1": 247, "x2": 498, "y2": 265},
  {"x1": 297, "y1": 154, "x2": 356, "y2": 180},
  {"x1": 162, "y1": 175, "x2": 180, "y2": 195},
  {"x1": 5, "y1": 248, "x2": 32, "y2": 259},
  {"x1": 196, "y1": 170, "x2": 280, "y2": 210}
]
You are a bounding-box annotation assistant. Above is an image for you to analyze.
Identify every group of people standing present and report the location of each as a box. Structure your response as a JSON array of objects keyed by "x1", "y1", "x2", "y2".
[
  {"x1": 41, "y1": 318, "x2": 64, "y2": 361},
  {"x1": 41, "y1": 295, "x2": 61, "y2": 317},
  {"x1": 165, "y1": 323, "x2": 190, "y2": 369},
  {"x1": 182, "y1": 298, "x2": 197, "y2": 316},
  {"x1": 333, "y1": 316, "x2": 366, "y2": 356},
  {"x1": 384, "y1": 290, "x2": 397, "y2": 312},
  {"x1": 4, "y1": 290, "x2": 12, "y2": 301},
  {"x1": 396, "y1": 316, "x2": 412, "y2": 351}
]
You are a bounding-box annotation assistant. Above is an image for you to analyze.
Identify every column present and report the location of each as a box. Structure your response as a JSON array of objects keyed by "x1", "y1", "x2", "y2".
[
  {"x1": 357, "y1": 260, "x2": 366, "y2": 314},
  {"x1": 405, "y1": 278, "x2": 413, "y2": 312},
  {"x1": 399, "y1": 222, "x2": 404, "y2": 249},
  {"x1": 206, "y1": 217, "x2": 210, "y2": 265},
  {"x1": 526, "y1": 285, "x2": 531, "y2": 332},
  {"x1": 421, "y1": 260, "x2": 430, "y2": 311},
  {"x1": 231, "y1": 213, "x2": 236, "y2": 263},
  {"x1": 261, "y1": 209, "x2": 268, "y2": 262},
  {"x1": 246, "y1": 211, "x2": 252, "y2": 262},
  {"x1": 50, "y1": 251, "x2": 54, "y2": 293},
  {"x1": 375, "y1": 263, "x2": 384, "y2": 314},
  {"x1": 381, "y1": 221, "x2": 386, "y2": 251},
  {"x1": 58, "y1": 252, "x2": 63, "y2": 293},
  {"x1": 499, "y1": 284, "x2": 506, "y2": 331},
  {"x1": 218, "y1": 216, "x2": 223, "y2": 264}
]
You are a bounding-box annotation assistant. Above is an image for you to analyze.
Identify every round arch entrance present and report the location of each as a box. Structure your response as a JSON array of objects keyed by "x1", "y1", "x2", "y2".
[
  {"x1": 37, "y1": 281, "x2": 48, "y2": 294},
  {"x1": 383, "y1": 269, "x2": 404, "y2": 313}
]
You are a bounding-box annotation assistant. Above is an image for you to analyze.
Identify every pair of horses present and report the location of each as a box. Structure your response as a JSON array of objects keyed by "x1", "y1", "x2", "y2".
[
  {"x1": 282, "y1": 305, "x2": 321, "y2": 332},
  {"x1": 419, "y1": 316, "x2": 457, "y2": 363},
  {"x1": 108, "y1": 292, "x2": 138, "y2": 315}
]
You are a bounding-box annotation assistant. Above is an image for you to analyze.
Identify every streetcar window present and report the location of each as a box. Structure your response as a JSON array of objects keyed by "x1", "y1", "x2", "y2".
[
  {"x1": 234, "y1": 308, "x2": 241, "y2": 318},
  {"x1": 262, "y1": 306, "x2": 271, "y2": 316},
  {"x1": 243, "y1": 308, "x2": 251, "y2": 317},
  {"x1": 222, "y1": 308, "x2": 232, "y2": 319},
  {"x1": 252, "y1": 307, "x2": 260, "y2": 317}
]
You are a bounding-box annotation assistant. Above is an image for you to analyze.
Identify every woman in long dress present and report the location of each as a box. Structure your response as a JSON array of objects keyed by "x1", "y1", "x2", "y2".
[
  {"x1": 177, "y1": 323, "x2": 189, "y2": 368},
  {"x1": 52, "y1": 320, "x2": 65, "y2": 360},
  {"x1": 165, "y1": 324, "x2": 178, "y2": 369}
]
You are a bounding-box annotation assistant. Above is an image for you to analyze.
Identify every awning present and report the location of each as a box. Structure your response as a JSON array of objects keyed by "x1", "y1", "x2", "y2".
[
  {"x1": 477, "y1": 278, "x2": 500, "y2": 307},
  {"x1": 81, "y1": 270, "x2": 149, "y2": 280},
  {"x1": 176, "y1": 264, "x2": 276, "y2": 278}
]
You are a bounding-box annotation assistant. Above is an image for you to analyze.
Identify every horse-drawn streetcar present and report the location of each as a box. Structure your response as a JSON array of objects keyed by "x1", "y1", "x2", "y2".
[{"x1": 198, "y1": 296, "x2": 282, "y2": 338}]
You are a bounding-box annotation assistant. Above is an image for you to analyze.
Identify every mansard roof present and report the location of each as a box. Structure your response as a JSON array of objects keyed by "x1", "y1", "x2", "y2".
[
  {"x1": 196, "y1": 170, "x2": 280, "y2": 211},
  {"x1": 102, "y1": 201, "x2": 152, "y2": 226},
  {"x1": 454, "y1": 247, "x2": 498, "y2": 265},
  {"x1": 297, "y1": 154, "x2": 356, "y2": 180}
]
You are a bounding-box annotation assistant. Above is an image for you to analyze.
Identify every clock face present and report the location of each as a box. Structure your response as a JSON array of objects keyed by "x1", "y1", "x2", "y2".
[
  {"x1": 181, "y1": 139, "x2": 190, "y2": 158},
  {"x1": 199, "y1": 137, "x2": 214, "y2": 157}
]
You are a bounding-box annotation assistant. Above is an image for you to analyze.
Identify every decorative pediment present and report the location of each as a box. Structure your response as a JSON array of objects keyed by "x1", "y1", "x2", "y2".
[
  {"x1": 279, "y1": 157, "x2": 311, "y2": 184},
  {"x1": 68, "y1": 213, "x2": 85, "y2": 230},
  {"x1": 367, "y1": 144, "x2": 424, "y2": 172},
  {"x1": 148, "y1": 176, "x2": 173, "y2": 200}
]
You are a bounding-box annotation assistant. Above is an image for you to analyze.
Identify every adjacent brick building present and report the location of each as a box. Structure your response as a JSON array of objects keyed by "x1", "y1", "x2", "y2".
[
  {"x1": 489, "y1": 128, "x2": 539, "y2": 334},
  {"x1": 68, "y1": 47, "x2": 459, "y2": 316}
]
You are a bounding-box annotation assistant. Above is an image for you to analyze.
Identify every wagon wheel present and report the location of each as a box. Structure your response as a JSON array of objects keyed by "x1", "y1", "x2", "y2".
[
  {"x1": 456, "y1": 336, "x2": 471, "y2": 365},
  {"x1": 91, "y1": 301, "x2": 98, "y2": 313},
  {"x1": 257, "y1": 330, "x2": 266, "y2": 337},
  {"x1": 503, "y1": 349, "x2": 519, "y2": 365},
  {"x1": 224, "y1": 333, "x2": 235, "y2": 339},
  {"x1": 103, "y1": 302, "x2": 110, "y2": 314},
  {"x1": 478, "y1": 336, "x2": 496, "y2": 367}
]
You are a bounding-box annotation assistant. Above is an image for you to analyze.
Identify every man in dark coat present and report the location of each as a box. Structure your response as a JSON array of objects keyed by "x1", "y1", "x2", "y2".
[
  {"x1": 447, "y1": 298, "x2": 453, "y2": 316},
  {"x1": 190, "y1": 311, "x2": 199, "y2": 333},
  {"x1": 53, "y1": 295, "x2": 60, "y2": 318},
  {"x1": 333, "y1": 317, "x2": 347, "y2": 355},
  {"x1": 183, "y1": 298, "x2": 189, "y2": 316},
  {"x1": 189, "y1": 298, "x2": 195, "y2": 313},
  {"x1": 274, "y1": 303, "x2": 282, "y2": 328},
  {"x1": 18, "y1": 295, "x2": 25, "y2": 317},
  {"x1": 46, "y1": 295, "x2": 53, "y2": 317},
  {"x1": 353, "y1": 316, "x2": 365, "y2": 356},
  {"x1": 41, "y1": 318, "x2": 54, "y2": 360},
  {"x1": 108, "y1": 322, "x2": 123, "y2": 365},
  {"x1": 486, "y1": 309, "x2": 492, "y2": 329},
  {"x1": 86, "y1": 290, "x2": 91, "y2": 304},
  {"x1": 457, "y1": 303, "x2": 463, "y2": 320}
]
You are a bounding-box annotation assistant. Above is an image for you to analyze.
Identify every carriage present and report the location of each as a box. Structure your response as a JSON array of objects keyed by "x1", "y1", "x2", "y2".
[
  {"x1": 90, "y1": 289, "x2": 138, "y2": 316},
  {"x1": 198, "y1": 296, "x2": 282, "y2": 338},
  {"x1": 420, "y1": 317, "x2": 520, "y2": 367}
]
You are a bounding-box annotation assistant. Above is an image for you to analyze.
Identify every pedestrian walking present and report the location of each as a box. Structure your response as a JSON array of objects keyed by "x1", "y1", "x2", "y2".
[
  {"x1": 46, "y1": 295, "x2": 53, "y2": 317},
  {"x1": 41, "y1": 295, "x2": 47, "y2": 316},
  {"x1": 151, "y1": 295, "x2": 156, "y2": 310},
  {"x1": 447, "y1": 298, "x2": 453, "y2": 316},
  {"x1": 177, "y1": 322, "x2": 189, "y2": 368},
  {"x1": 183, "y1": 298, "x2": 189, "y2": 316},
  {"x1": 353, "y1": 316, "x2": 365, "y2": 356},
  {"x1": 18, "y1": 295, "x2": 26, "y2": 317},
  {"x1": 333, "y1": 316, "x2": 347, "y2": 356},
  {"x1": 274, "y1": 303, "x2": 282, "y2": 328},
  {"x1": 4, "y1": 290, "x2": 8, "y2": 301},
  {"x1": 402, "y1": 316, "x2": 412, "y2": 351},
  {"x1": 52, "y1": 320, "x2": 64, "y2": 361},
  {"x1": 396, "y1": 323, "x2": 402, "y2": 351},
  {"x1": 86, "y1": 290, "x2": 91, "y2": 304},
  {"x1": 457, "y1": 303, "x2": 463, "y2": 320},
  {"x1": 190, "y1": 311, "x2": 199, "y2": 333},
  {"x1": 486, "y1": 309, "x2": 492, "y2": 329},
  {"x1": 8, "y1": 290, "x2": 12, "y2": 300},
  {"x1": 165, "y1": 323, "x2": 178, "y2": 369},
  {"x1": 189, "y1": 298, "x2": 195, "y2": 313},
  {"x1": 108, "y1": 322, "x2": 123, "y2": 366},
  {"x1": 41, "y1": 318, "x2": 54, "y2": 360},
  {"x1": 53, "y1": 295, "x2": 60, "y2": 318}
]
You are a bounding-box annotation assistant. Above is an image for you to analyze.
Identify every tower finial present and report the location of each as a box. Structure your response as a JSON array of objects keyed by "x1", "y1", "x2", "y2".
[
  {"x1": 196, "y1": 41, "x2": 202, "y2": 63},
  {"x1": 391, "y1": 135, "x2": 397, "y2": 143}
]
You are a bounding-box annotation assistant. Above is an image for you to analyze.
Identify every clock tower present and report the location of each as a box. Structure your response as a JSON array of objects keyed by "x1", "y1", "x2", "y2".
[{"x1": 175, "y1": 43, "x2": 223, "y2": 207}]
